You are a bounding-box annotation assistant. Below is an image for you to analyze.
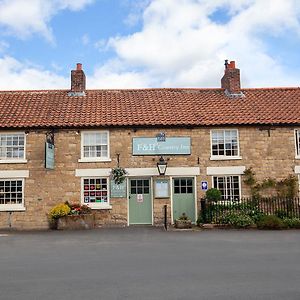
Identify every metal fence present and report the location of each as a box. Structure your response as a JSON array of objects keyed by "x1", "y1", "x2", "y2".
[{"x1": 200, "y1": 197, "x2": 300, "y2": 224}]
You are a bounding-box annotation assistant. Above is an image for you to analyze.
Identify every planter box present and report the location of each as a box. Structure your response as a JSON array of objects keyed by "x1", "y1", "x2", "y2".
[
  {"x1": 175, "y1": 219, "x2": 192, "y2": 229},
  {"x1": 57, "y1": 214, "x2": 95, "y2": 230}
]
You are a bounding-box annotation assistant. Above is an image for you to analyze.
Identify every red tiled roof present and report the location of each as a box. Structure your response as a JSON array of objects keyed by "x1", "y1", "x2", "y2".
[{"x1": 0, "y1": 87, "x2": 300, "y2": 129}]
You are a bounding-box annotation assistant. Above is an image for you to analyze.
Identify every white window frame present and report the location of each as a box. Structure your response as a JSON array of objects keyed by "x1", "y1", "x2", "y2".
[
  {"x1": 0, "y1": 131, "x2": 27, "y2": 164},
  {"x1": 294, "y1": 130, "x2": 300, "y2": 159},
  {"x1": 81, "y1": 177, "x2": 112, "y2": 210},
  {"x1": 79, "y1": 130, "x2": 111, "y2": 162},
  {"x1": 211, "y1": 175, "x2": 242, "y2": 201},
  {"x1": 0, "y1": 178, "x2": 25, "y2": 211},
  {"x1": 210, "y1": 129, "x2": 241, "y2": 160}
]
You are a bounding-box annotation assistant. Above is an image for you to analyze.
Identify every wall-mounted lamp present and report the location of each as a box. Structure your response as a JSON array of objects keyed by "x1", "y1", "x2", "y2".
[{"x1": 157, "y1": 156, "x2": 168, "y2": 176}]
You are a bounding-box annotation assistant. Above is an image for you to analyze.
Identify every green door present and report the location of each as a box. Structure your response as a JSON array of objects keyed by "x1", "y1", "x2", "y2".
[
  {"x1": 173, "y1": 178, "x2": 195, "y2": 223},
  {"x1": 129, "y1": 179, "x2": 152, "y2": 225}
]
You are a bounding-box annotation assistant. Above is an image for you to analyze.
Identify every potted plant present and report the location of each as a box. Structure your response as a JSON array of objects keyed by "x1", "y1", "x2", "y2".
[
  {"x1": 48, "y1": 203, "x2": 71, "y2": 229},
  {"x1": 48, "y1": 202, "x2": 94, "y2": 230},
  {"x1": 110, "y1": 167, "x2": 127, "y2": 184},
  {"x1": 175, "y1": 213, "x2": 192, "y2": 229}
]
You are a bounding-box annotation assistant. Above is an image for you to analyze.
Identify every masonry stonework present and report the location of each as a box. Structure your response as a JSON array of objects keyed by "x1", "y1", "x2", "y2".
[{"x1": 0, "y1": 125, "x2": 298, "y2": 230}]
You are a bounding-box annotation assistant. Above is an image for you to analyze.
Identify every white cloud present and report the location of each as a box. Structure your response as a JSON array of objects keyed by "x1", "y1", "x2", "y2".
[
  {"x1": 0, "y1": 0, "x2": 94, "y2": 41},
  {"x1": 0, "y1": 0, "x2": 300, "y2": 90},
  {"x1": 88, "y1": 59, "x2": 152, "y2": 89},
  {"x1": 98, "y1": 0, "x2": 300, "y2": 88},
  {"x1": 0, "y1": 56, "x2": 68, "y2": 90}
]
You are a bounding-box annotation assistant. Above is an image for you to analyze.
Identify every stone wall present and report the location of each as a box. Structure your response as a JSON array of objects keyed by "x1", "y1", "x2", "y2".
[{"x1": 0, "y1": 126, "x2": 298, "y2": 229}]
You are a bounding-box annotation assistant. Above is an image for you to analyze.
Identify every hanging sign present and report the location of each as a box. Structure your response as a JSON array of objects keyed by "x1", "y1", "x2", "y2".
[
  {"x1": 137, "y1": 194, "x2": 144, "y2": 203},
  {"x1": 45, "y1": 142, "x2": 55, "y2": 169},
  {"x1": 132, "y1": 137, "x2": 191, "y2": 155},
  {"x1": 110, "y1": 180, "x2": 127, "y2": 198}
]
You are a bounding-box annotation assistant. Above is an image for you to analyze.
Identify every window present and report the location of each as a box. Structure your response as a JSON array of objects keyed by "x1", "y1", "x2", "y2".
[
  {"x1": 0, "y1": 179, "x2": 24, "y2": 211},
  {"x1": 130, "y1": 180, "x2": 150, "y2": 194},
  {"x1": 211, "y1": 129, "x2": 240, "y2": 159},
  {"x1": 82, "y1": 177, "x2": 110, "y2": 208},
  {"x1": 213, "y1": 175, "x2": 240, "y2": 200},
  {"x1": 174, "y1": 178, "x2": 193, "y2": 194},
  {"x1": 80, "y1": 131, "x2": 110, "y2": 162},
  {"x1": 295, "y1": 130, "x2": 300, "y2": 157},
  {"x1": 0, "y1": 133, "x2": 26, "y2": 162}
]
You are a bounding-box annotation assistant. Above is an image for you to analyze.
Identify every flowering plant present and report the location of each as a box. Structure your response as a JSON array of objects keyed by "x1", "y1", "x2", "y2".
[
  {"x1": 49, "y1": 203, "x2": 71, "y2": 220},
  {"x1": 65, "y1": 202, "x2": 91, "y2": 215},
  {"x1": 49, "y1": 202, "x2": 91, "y2": 221},
  {"x1": 110, "y1": 167, "x2": 127, "y2": 184}
]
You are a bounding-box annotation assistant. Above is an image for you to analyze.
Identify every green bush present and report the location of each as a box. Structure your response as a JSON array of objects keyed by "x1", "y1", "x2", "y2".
[
  {"x1": 196, "y1": 214, "x2": 204, "y2": 225},
  {"x1": 275, "y1": 210, "x2": 289, "y2": 219},
  {"x1": 256, "y1": 215, "x2": 287, "y2": 230},
  {"x1": 206, "y1": 188, "x2": 222, "y2": 202},
  {"x1": 282, "y1": 218, "x2": 300, "y2": 228},
  {"x1": 247, "y1": 209, "x2": 265, "y2": 223},
  {"x1": 222, "y1": 212, "x2": 255, "y2": 228}
]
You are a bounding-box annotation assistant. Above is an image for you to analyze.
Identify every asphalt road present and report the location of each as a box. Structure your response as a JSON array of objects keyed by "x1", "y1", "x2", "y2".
[{"x1": 0, "y1": 227, "x2": 299, "y2": 300}]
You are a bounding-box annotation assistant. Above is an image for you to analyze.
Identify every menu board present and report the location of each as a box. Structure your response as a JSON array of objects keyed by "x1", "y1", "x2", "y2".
[{"x1": 155, "y1": 179, "x2": 169, "y2": 198}]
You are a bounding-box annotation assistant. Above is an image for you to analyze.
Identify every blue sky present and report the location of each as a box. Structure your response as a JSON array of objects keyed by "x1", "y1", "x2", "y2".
[{"x1": 0, "y1": 0, "x2": 300, "y2": 90}]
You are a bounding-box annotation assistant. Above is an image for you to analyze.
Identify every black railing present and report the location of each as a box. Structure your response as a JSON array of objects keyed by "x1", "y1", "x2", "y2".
[{"x1": 200, "y1": 197, "x2": 300, "y2": 224}]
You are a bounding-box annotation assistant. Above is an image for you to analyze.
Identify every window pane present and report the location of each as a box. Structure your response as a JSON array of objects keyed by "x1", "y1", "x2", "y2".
[
  {"x1": 0, "y1": 180, "x2": 23, "y2": 206},
  {"x1": 83, "y1": 177, "x2": 109, "y2": 204},
  {"x1": 211, "y1": 130, "x2": 238, "y2": 157}
]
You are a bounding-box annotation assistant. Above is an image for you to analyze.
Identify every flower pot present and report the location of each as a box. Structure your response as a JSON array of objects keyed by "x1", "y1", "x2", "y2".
[
  {"x1": 57, "y1": 214, "x2": 95, "y2": 230},
  {"x1": 175, "y1": 219, "x2": 192, "y2": 229}
]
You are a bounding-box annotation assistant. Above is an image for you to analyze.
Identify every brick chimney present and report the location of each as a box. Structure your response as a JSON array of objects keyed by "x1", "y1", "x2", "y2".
[
  {"x1": 221, "y1": 60, "x2": 241, "y2": 95},
  {"x1": 70, "y1": 63, "x2": 86, "y2": 96}
]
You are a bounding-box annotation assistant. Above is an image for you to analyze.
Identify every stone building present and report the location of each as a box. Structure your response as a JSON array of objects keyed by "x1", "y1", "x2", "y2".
[{"x1": 0, "y1": 61, "x2": 300, "y2": 229}]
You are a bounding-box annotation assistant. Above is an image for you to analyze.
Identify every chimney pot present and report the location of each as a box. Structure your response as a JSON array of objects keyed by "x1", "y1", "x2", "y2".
[
  {"x1": 229, "y1": 61, "x2": 235, "y2": 69},
  {"x1": 76, "y1": 63, "x2": 82, "y2": 71}
]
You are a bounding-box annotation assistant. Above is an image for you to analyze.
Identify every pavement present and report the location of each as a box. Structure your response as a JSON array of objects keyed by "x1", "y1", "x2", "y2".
[{"x1": 0, "y1": 227, "x2": 300, "y2": 300}]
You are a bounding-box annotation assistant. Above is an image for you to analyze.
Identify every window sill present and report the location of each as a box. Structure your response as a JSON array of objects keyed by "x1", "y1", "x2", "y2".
[
  {"x1": 0, "y1": 205, "x2": 26, "y2": 212},
  {"x1": 295, "y1": 156, "x2": 300, "y2": 160},
  {"x1": 78, "y1": 158, "x2": 112, "y2": 163},
  {"x1": 210, "y1": 156, "x2": 242, "y2": 161},
  {"x1": 88, "y1": 204, "x2": 112, "y2": 210},
  {"x1": 0, "y1": 159, "x2": 27, "y2": 164}
]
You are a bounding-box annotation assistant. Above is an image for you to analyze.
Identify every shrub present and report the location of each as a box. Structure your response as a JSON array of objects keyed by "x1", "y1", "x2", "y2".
[
  {"x1": 247, "y1": 209, "x2": 265, "y2": 223},
  {"x1": 282, "y1": 218, "x2": 300, "y2": 229},
  {"x1": 196, "y1": 214, "x2": 204, "y2": 225},
  {"x1": 206, "y1": 188, "x2": 222, "y2": 202},
  {"x1": 256, "y1": 215, "x2": 287, "y2": 230},
  {"x1": 275, "y1": 210, "x2": 289, "y2": 219},
  {"x1": 222, "y1": 212, "x2": 255, "y2": 228},
  {"x1": 49, "y1": 203, "x2": 71, "y2": 220}
]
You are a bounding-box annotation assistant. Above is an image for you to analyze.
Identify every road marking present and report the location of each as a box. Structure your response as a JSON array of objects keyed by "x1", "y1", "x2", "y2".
[{"x1": 0, "y1": 234, "x2": 9, "y2": 237}]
